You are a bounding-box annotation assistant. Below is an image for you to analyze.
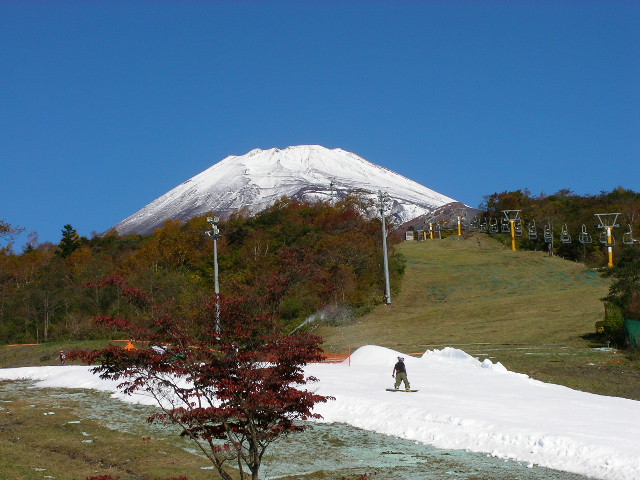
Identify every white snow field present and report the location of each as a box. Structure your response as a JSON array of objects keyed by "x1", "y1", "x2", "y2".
[{"x1": 1, "y1": 345, "x2": 638, "y2": 480}]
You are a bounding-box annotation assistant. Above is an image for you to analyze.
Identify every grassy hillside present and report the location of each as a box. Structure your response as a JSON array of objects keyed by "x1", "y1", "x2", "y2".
[
  {"x1": 0, "y1": 234, "x2": 638, "y2": 479},
  {"x1": 1, "y1": 234, "x2": 638, "y2": 401},
  {"x1": 318, "y1": 233, "x2": 640, "y2": 400}
]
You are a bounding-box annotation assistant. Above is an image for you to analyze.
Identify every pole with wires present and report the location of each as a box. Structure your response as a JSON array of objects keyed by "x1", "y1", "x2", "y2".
[
  {"x1": 206, "y1": 216, "x2": 221, "y2": 335},
  {"x1": 378, "y1": 191, "x2": 392, "y2": 305}
]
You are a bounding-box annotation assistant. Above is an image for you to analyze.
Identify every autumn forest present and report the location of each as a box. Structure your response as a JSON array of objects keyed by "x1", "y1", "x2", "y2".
[
  {"x1": 2, "y1": 187, "x2": 640, "y2": 346},
  {"x1": 0, "y1": 196, "x2": 404, "y2": 344}
]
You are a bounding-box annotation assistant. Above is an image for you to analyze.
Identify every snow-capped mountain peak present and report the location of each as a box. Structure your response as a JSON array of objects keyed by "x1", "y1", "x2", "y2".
[{"x1": 114, "y1": 145, "x2": 457, "y2": 236}]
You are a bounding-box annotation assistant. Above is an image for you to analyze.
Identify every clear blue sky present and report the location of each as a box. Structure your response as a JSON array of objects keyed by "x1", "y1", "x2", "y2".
[{"x1": 1, "y1": 1, "x2": 638, "y2": 247}]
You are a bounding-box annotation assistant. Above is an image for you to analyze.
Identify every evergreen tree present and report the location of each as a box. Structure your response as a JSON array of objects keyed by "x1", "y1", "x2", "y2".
[
  {"x1": 602, "y1": 246, "x2": 640, "y2": 317},
  {"x1": 56, "y1": 224, "x2": 81, "y2": 258}
]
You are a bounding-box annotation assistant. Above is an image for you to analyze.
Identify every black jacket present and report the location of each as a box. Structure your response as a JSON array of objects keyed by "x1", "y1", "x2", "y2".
[{"x1": 393, "y1": 361, "x2": 406, "y2": 375}]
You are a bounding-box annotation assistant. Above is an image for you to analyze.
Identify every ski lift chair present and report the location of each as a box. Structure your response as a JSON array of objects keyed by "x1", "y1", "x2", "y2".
[
  {"x1": 623, "y1": 225, "x2": 636, "y2": 245},
  {"x1": 560, "y1": 224, "x2": 572, "y2": 244},
  {"x1": 599, "y1": 230, "x2": 615, "y2": 247},
  {"x1": 527, "y1": 221, "x2": 537, "y2": 240},
  {"x1": 489, "y1": 218, "x2": 499, "y2": 234},
  {"x1": 514, "y1": 219, "x2": 523, "y2": 237},
  {"x1": 501, "y1": 218, "x2": 511, "y2": 233},
  {"x1": 594, "y1": 213, "x2": 619, "y2": 247},
  {"x1": 543, "y1": 224, "x2": 553, "y2": 243},
  {"x1": 578, "y1": 225, "x2": 592, "y2": 244}
]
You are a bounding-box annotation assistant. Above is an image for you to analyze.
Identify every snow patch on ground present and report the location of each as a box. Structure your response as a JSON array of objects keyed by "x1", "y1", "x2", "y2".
[{"x1": 1, "y1": 345, "x2": 638, "y2": 480}]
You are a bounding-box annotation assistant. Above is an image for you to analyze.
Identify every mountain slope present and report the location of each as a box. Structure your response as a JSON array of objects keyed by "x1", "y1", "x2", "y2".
[
  {"x1": 317, "y1": 234, "x2": 640, "y2": 400},
  {"x1": 319, "y1": 235, "x2": 610, "y2": 352},
  {"x1": 114, "y1": 145, "x2": 457, "y2": 236}
]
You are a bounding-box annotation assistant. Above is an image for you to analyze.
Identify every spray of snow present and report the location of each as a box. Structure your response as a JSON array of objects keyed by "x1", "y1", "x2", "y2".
[{"x1": 289, "y1": 305, "x2": 354, "y2": 334}]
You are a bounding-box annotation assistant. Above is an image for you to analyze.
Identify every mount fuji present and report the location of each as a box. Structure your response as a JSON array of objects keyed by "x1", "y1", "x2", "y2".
[{"x1": 114, "y1": 145, "x2": 458, "y2": 236}]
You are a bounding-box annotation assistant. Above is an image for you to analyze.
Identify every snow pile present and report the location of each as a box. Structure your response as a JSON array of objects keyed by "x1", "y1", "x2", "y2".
[{"x1": 1, "y1": 345, "x2": 639, "y2": 480}]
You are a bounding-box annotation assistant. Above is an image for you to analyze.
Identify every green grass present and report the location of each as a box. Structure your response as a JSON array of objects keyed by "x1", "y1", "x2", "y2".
[
  {"x1": 0, "y1": 380, "x2": 236, "y2": 480},
  {"x1": 0, "y1": 339, "x2": 124, "y2": 368},
  {"x1": 3, "y1": 234, "x2": 639, "y2": 402},
  {"x1": 318, "y1": 233, "x2": 640, "y2": 400},
  {"x1": 1, "y1": 235, "x2": 638, "y2": 479}
]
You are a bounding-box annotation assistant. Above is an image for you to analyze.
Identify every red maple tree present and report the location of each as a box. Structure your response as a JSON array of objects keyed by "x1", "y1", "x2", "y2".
[{"x1": 73, "y1": 275, "x2": 333, "y2": 480}]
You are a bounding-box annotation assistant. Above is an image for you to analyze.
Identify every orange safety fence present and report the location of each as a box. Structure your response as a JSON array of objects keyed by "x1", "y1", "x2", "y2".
[
  {"x1": 321, "y1": 353, "x2": 350, "y2": 363},
  {"x1": 3, "y1": 342, "x2": 419, "y2": 365},
  {"x1": 319, "y1": 351, "x2": 424, "y2": 365}
]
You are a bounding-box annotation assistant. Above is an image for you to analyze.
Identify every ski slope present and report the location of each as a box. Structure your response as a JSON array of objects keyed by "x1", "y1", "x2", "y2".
[{"x1": 1, "y1": 345, "x2": 638, "y2": 480}]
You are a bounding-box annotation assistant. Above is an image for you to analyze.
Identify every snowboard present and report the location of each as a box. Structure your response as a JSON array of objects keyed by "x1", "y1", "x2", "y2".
[{"x1": 386, "y1": 388, "x2": 419, "y2": 392}]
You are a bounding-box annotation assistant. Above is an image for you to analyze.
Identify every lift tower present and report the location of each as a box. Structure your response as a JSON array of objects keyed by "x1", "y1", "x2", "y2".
[
  {"x1": 453, "y1": 207, "x2": 467, "y2": 237},
  {"x1": 502, "y1": 210, "x2": 522, "y2": 251},
  {"x1": 595, "y1": 213, "x2": 620, "y2": 268}
]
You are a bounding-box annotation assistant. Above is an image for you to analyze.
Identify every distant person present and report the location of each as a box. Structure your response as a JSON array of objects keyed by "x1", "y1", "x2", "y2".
[
  {"x1": 225, "y1": 343, "x2": 239, "y2": 361},
  {"x1": 58, "y1": 350, "x2": 66, "y2": 365},
  {"x1": 392, "y1": 356, "x2": 410, "y2": 390},
  {"x1": 125, "y1": 340, "x2": 136, "y2": 351}
]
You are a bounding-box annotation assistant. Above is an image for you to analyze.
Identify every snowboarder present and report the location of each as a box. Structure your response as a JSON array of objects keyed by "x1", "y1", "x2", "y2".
[
  {"x1": 58, "y1": 350, "x2": 66, "y2": 365},
  {"x1": 392, "y1": 356, "x2": 410, "y2": 390}
]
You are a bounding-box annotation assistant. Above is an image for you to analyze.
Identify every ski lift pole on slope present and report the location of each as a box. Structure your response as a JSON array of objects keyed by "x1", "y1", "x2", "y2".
[
  {"x1": 425, "y1": 221, "x2": 435, "y2": 240},
  {"x1": 595, "y1": 213, "x2": 620, "y2": 268},
  {"x1": 378, "y1": 191, "x2": 392, "y2": 305},
  {"x1": 453, "y1": 207, "x2": 466, "y2": 237},
  {"x1": 502, "y1": 210, "x2": 521, "y2": 251},
  {"x1": 206, "y1": 216, "x2": 222, "y2": 335}
]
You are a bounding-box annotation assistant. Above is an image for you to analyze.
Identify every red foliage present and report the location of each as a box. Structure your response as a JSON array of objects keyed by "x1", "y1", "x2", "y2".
[
  {"x1": 76, "y1": 276, "x2": 333, "y2": 480},
  {"x1": 86, "y1": 273, "x2": 151, "y2": 306}
]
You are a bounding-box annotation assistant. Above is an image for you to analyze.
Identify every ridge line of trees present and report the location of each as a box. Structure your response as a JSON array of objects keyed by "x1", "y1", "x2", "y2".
[
  {"x1": 479, "y1": 187, "x2": 640, "y2": 265},
  {"x1": 0, "y1": 196, "x2": 405, "y2": 344}
]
